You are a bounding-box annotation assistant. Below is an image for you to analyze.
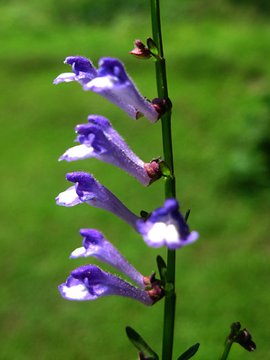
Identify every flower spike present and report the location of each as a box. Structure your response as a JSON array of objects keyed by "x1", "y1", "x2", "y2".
[
  {"x1": 54, "y1": 56, "x2": 159, "y2": 122},
  {"x1": 56, "y1": 172, "x2": 139, "y2": 228},
  {"x1": 59, "y1": 114, "x2": 159, "y2": 186},
  {"x1": 59, "y1": 265, "x2": 153, "y2": 305},
  {"x1": 136, "y1": 198, "x2": 199, "y2": 249},
  {"x1": 71, "y1": 229, "x2": 145, "y2": 289}
]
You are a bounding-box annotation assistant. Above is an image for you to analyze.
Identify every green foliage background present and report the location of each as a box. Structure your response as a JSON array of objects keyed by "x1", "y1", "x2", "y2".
[{"x1": 1, "y1": 0, "x2": 269, "y2": 359}]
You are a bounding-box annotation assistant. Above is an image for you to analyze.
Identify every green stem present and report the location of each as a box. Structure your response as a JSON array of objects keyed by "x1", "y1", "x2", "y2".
[
  {"x1": 219, "y1": 341, "x2": 233, "y2": 360},
  {"x1": 150, "y1": 1, "x2": 176, "y2": 359}
]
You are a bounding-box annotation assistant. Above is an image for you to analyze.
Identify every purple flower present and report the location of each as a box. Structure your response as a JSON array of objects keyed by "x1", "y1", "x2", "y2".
[
  {"x1": 56, "y1": 171, "x2": 139, "y2": 228},
  {"x1": 59, "y1": 114, "x2": 154, "y2": 186},
  {"x1": 136, "y1": 199, "x2": 199, "y2": 249},
  {"x1": 70, "y1": 229, "x2": 145, "y2": 288},
  {"x1": 53, "y1": 56, "x2": 97, "y2": 85},
  {"x1": 53, "y1": 56, "x2": 159, "y2": 122},
  {"x1": 59, "y1": 265, "x2": 153, "y2": 305}
]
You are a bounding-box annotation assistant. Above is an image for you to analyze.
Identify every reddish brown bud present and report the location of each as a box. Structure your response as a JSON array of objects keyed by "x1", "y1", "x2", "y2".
[
  {"x1": 228, "y1": 322, "x2": 256, "y2": 352},
  {"x1": 143, "y1": 276, "x2": 151, "y2": 287},
  {"x1": 129, "y1": 39, "x2": 152, "y2": 60},
  {"x1": 151, "y1": 97, "x2": 172, "y2": 117},
  {"x1": 144, "y1": 159, "x2": 162, "y2": 184},
  {"x1": 143, "y1": 273, "x2": 164, "y2": 304},
  {"x1": 236, "y1": 329, "x2": 256, "y2": 352},
  {"x1": 147, "y1": 287, "x2": 163, "y2": 302}
]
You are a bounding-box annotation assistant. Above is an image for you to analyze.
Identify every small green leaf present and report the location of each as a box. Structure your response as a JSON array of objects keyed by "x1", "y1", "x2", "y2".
[
  {"x1": 177, "y1": 343, "x2": 200, "y2": 360},
  {"x1": 159, "y1": 160, "x2": 172, "y2": 178},
  {"x1": 146, "y1": 37, "x2": 159, "y2": 57},
  {"x1": 156, "y1": 255, "x2": 167, "y2": 283},
  {"x1": 125, "y1": 326, "x2": 159, "y2": 360},
  {"x1": 184, "y1": 209, "x2": 191, "y2": 222}
]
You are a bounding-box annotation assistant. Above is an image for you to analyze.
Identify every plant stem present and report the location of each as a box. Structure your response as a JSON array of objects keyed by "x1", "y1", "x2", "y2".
[
  {"x1": 150, "y1": 1, "x2": 176, "y2": 359},
  {"x1": 219, "y1": 341, "x2": 233, "y2": 360}
]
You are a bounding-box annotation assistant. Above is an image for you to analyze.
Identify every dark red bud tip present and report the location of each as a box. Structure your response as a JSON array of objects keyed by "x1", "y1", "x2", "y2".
[
  {"x1": 144, "y1": 159, "x2": 162, "y2": 184},
  {"x1": 129, "y1": 39, "x2": 152, "y2": 60},
  {"x1": 134, "y1": 39, "x2": 146, "y2": 49},
  {"x1": 151, "y1": 97, "x2": 172, "y2": 117},
  {"x1": 147, "y1": 284, "x2": 164, "y2": 304},
  {"x1": 143, "y1": 272, "x2": 157, "y2": 287},
  {"x1": 143, "y1": 275, "x2": 151, "y2": 286},
  {"x1": 236, "y1": 329, "x2": 256, "y2": 352},
  {"x1": 144, "y1": 273, "x2": 164, "y2": 304},
  {"x1": 228, "y1": 322, "x2": 256, "y2": 352}
]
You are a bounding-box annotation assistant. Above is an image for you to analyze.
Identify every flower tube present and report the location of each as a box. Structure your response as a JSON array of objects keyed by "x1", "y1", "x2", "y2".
[
  {"x1": 59, "y1": 265, "x2": 153, "y2": 305},
  {"x1": 56, "y1": 172, "x2": 139, "y2": 228},
  {"x1": 59, "y1": 115, "x2": 160, "y2": 186},
  {"x1": 54, "y1": 56, "x2": 159, "y2": 122},
  {"x1": 70, "y1": 229, "x2": 145, "y2": 289}
]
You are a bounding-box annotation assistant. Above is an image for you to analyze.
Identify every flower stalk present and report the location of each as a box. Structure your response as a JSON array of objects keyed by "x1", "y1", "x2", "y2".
[
  {"x1": 219, "y1": 340, "x2": 233, "y2": 360},
  {"x1": 150, "y1": 0, "x2": 176, "y2": 359}
]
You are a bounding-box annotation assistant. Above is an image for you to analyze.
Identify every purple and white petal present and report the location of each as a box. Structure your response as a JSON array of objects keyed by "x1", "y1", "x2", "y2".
[
  {"x1": 64, "y1": 56, "x2": 97, "y2": 75},
  {"x1": 59, "y1": 144, "x2": 94, "y2": 162},
  {"x1": 136, "y1": 198, "x2": 199, "y2": 249},
  {"x1": 59, "y1": 276, "x2": 93, "y2": 300},
  {"x1": 53, "y1": 56, "x2": 97, "y2": 86},
  {"x1": 59, "y1": 114, "x2": 153, "y2": 185},
  {"x1": 56, "y1": 172, "x2": 139, "y2": 228},
  {"x1": 84, "y1": 58, "x2": 159, "y2": 122},
  {"x1": 56, "y1": 185, "x2": 82, "y2": 207},
  {"x1": 70, "y1": 229, "x2": 145, "y2": 288},
  {"x1": 54, "y1": 56, "x2": 159, "y2": 122},
  {"x1": 53, "y1": 73, "x2": 77, "y2": 84},
  {"x1": 59, "y1": 265, "x2": 153, "y2": 305}
]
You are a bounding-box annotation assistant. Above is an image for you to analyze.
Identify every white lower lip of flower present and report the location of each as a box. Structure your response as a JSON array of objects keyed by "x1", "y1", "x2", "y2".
[
  {"x1": 147, "y1": 222, "x2": 167, "y2": 244},
  {"x1": 59, "y1": 144, "x2": 94, "y2": 161},
  {"x1": 147, "y1": 222, "x2": 179, "y2": 246},
  {"x1": 53, "y1": 72, "x2": 76, "y2": 84},
  {"x1": 70, "y1": 247, "x2": 88, "y2": 258},
  {"x1": 61, "y1": 284, "x2": 90, "y2": 300},
  {"x1": 166, "y1": 224, "x2": 180, "y2": 243},
  {"x1": 56, "y1": 186, "x2": 81, "y2": 207}
]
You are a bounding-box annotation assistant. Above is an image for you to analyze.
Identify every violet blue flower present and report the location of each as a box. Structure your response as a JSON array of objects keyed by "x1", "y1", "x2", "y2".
[
  {"x1": 53, "y1": 56, "x2": 159, "y2": 122},
  {"x1": 53, "y1": 56, "x2": 97, "y2": 85},
  {"x1": 59, "y1": 265, "x2": 153, "y2": 305},
  {"x1": 70, "y1": 229, "x2": 145, "y2": 288},
  {"x1": 59, "y1": 114, "x2": 154, "y2": 186},
  {"x1": 136, "y1": 199, "x2": 199, "y2": 250},
  {"x1": 56, "y1": 172, "x2": 139, "y2": 228}
]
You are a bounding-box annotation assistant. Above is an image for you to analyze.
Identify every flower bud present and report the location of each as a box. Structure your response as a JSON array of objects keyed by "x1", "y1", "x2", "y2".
[{"x1": 129, "y1": 40, "x2": 152, "y2": 60}]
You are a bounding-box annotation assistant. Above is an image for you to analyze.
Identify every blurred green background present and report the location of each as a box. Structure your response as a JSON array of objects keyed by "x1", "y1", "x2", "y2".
[{"x1": 1, "y1": 0, "x2": 269, "y2": 359}]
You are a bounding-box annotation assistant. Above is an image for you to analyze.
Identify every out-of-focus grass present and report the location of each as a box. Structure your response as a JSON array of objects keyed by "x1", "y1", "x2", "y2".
[{"x1": 1, "y1": 13, "x2": 270, "y2": 360}]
